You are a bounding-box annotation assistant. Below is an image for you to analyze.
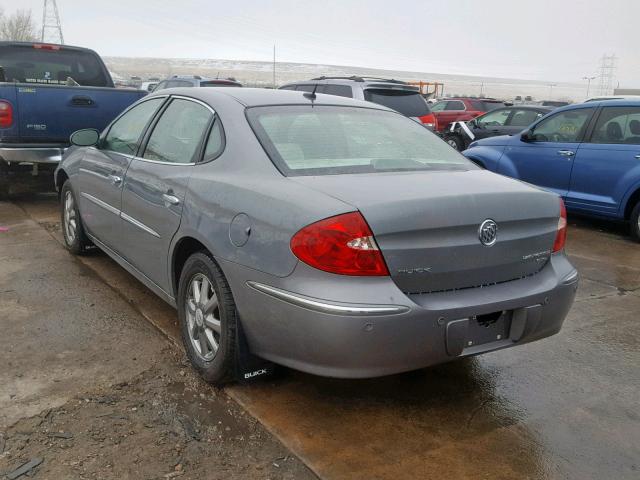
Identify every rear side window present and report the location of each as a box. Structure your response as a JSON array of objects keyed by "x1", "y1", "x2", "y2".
[
  {"x1": 324, "y1": 85, "x2": 352, "y2": 98},
  {"x1": 143, "y1": 99, "x2": 212, "y2": 164},
  {"x1": 470, "y1": 100, "x2": 503, "y2": 111},
  {"x1": 590, "y1": 107, "x2": 640, "y2": 145},
  {"x1": 102, "y1": 98, "x2": 164, "y2": 155},
  {"x1": 166, "y1": 80, "x2": 193, "y2": 88},
  {"x1": 509, "y1": 109, "x2": 545, "y2": 127},
  {"x1": 364, "y1": 90, "x2": 430, "y2": 117},
  {"x1": 203, "y1": 119, "x2": 225, "y2": 160},
  {"x1": 444, "y1": 100, "x2": 465, "y2": 111},
  {"x1": 0, "y1": 45, "x2": 109, "y2": 87}
]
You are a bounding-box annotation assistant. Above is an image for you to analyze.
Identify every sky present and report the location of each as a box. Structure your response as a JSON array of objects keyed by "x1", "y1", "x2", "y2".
[{"x1": 5, "y1": 0, "x2": 640, "y2": 85}]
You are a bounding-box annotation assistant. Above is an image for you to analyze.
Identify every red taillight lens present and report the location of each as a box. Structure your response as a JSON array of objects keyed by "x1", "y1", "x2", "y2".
[
  {"x1": 553, "y1": 198, "x2": 567, "y2": 253},
  {"x1": 0, "y1": 101, "x2": 13, "y2": 128},
  {"x1": 419, "y1": 113, "x2": 437, "y2": 129},
  {"x1": 290, "y1": 212, "x2": 389, "y2": 276},
  {"x1": 33, "y1": 43, "x2": 61, "y2": 50}
]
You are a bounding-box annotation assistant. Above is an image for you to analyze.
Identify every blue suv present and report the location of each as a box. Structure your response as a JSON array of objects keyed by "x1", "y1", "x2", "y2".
[{"x1": 463, "y1": 100, "x2": 640, "y2": 241}]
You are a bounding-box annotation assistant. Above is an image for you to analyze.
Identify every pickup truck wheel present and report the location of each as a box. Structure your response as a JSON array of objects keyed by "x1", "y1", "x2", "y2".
[
  {"x1": 630, "y1": 202, "x2": 640, "y2": 242},
  {"x1": 177, "y1": 252, "x2": 238, "y2": 385},
  {"x1": 60, "y1": 180, "x2": 91, "y2": 254},
  {"x1": 444, "y1": 134, "x2": 464, "y2": 151}
]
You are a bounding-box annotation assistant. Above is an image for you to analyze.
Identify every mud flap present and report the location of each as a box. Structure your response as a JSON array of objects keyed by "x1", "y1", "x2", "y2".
[{"x1": 234, "y1": 319, "x2": 276, "y2": 383}]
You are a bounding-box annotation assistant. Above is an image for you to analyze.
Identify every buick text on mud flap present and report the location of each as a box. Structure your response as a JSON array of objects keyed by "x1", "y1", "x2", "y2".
[{"x1": 244, "y1": 369, "x2": 268, "y2": 379}]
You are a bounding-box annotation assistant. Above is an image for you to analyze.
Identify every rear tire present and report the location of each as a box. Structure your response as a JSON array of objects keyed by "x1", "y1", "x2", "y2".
[
  {"x1": 60, "y1": 180, "x2": 91, "y2": 255},
  {"x1": 630, "y1": 202, "x2": 640, "y2": 242},
  {"x1": 177, "y1": 252, "x2": 238, "y2": 385}
]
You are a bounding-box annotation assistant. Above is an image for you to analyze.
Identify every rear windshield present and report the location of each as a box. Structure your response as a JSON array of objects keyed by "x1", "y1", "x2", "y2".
[
  {"x1": 0, "y1": 45, "x2": 110, "y2": 87},
  {"x1": 364, "y1": 89, "x2": 430, "y2": 117},
  {"x1": 470, "y1": 100, "x2": 504, "y2": 112},
  {"x1": 247, "y1": 105, "x2": 474, "y2": 176}
]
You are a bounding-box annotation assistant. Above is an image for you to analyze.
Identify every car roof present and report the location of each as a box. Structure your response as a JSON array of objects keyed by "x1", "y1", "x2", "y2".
[
  {"x1": 280, "y1": 76, "x2": 420, "y2": 91},
  {"x1": 148, "y1": 87, "x2": 395, "y2": 110}
]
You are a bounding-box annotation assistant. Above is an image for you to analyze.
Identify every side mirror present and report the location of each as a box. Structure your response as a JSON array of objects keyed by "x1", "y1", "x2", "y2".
[
  {"x1": 520, "y1": 130, "x2": 533, "y2": 142},
  {"x1": 70, "y1": 128, "x2": 100, "y2": 147}
]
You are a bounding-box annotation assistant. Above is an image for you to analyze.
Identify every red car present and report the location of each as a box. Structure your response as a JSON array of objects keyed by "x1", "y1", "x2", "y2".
[{"x1": 430, "y1": 98, "x2": 505, "y2": 132}]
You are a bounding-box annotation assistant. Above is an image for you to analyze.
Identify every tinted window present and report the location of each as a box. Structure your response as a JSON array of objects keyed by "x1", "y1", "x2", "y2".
[
  {"x1": 203, "y1": 119, "x2": 225, "y2": 160},
  {"x1": 364, "y1": 90, "x2": 430, "y2": 117},
  {"x1": 102, "y1": 98, "x2": 164, "y2": 155},
  {"x1": 476, "y1": 109, "x2": 510, "y2": 127},
  {"x1": 509, "y1": 109, "x2": 545, "y2": 127},
  {"x1": 470, "y1": 100, "x2": 503, "y2": 111},
  {"x1": 531, "y1": 108, "x2": 594, "y2": 142},
  {"x1": 590, "y1": 107, "x2": 640, "y2": 145},
  {"x1": 0, "y1": 45, "x2": 109, "y2": 87},
  {"x1": 296, "y1": 84, "x2": 319, "y2": 92},
  {"x1": 444, "y1": 101, "x2": 465, "y2": 111},
  {"x1": 324, "y1": 85, "x2": 352, "y2": 98},
  {"x1": 430, "y1": 101, "x2": 446, "y2": 112},
  {"x1": 200, "y1": 81, "x2": 241, "y2": 87},
  {"x1": 247, "y1": 106, "x2": 474, "y2": 176},
  {"x1": 279, "y1": 85, "x2": 297, "y2": 91},
  {"x1": 143, "y1": 99, "x2": 212, "y2": 164},
  {"x1": 154, "y1": 81, "x2": 167, "y2": 91}
]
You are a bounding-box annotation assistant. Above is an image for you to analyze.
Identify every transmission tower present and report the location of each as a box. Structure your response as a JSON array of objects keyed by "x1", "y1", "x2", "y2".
[
  {"x1": 41, "y1": 0, "x2": 64, "y2": 44},
  {"x1": 597, "y1": 54, "x2": 617, "y2": 96}
]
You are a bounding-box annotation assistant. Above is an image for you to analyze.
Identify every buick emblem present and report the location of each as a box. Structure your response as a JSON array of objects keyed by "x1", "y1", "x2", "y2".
[{"x1": 478, "y1": 219, "x2": 498, "y2": 246}]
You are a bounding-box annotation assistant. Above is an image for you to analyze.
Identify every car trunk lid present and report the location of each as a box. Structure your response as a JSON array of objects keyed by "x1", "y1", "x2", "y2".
[{"x1": 293, "y1": 170, "x2": 559, "y2": 293}]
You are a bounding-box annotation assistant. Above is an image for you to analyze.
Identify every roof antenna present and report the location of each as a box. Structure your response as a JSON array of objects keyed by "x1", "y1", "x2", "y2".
[{"x1": 303, "y1": 83, "x2": 318, "y2": 101}]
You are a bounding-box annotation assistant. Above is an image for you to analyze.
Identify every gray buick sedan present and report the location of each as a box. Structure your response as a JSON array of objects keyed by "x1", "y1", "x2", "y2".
[{"x1": 55, "y1": 88, "x2": 578, "y2": 384}]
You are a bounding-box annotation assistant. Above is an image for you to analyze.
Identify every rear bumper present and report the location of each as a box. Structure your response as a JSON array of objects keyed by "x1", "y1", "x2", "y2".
[
  {"x1": 0, "y1": 145, "x2": 67, "y2": 164},
  {"x1": 222, "y1": 254, "x2": 579, "y2": 379}
]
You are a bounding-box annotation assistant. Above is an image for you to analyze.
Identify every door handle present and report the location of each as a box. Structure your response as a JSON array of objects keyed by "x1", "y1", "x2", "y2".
[
  {"x1": 634, "y1": 154, "x2": 640, "y2": 160},
  {"x1": 557, "y1": 150, "x2": 575, "y2": 157},
  {"x1": 162, "y1": 193, "x2": 180, "y2": 206},
  {"x1": 70, "y1": 95, "x2": 95, "y2": 106},
  {"x1": 108, "y1": 174, "x2": 122, "y2": 185}
]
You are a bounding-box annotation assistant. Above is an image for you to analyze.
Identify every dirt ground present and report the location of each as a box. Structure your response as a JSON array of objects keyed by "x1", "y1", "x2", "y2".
[{"x1": 0, "y1": 198, "x2": 314, "y2": 480}]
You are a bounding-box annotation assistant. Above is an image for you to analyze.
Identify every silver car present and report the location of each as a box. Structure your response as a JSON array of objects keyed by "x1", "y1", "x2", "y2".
[{"x1": 55, "y1": 88, "x2": 579, "y2": 385}]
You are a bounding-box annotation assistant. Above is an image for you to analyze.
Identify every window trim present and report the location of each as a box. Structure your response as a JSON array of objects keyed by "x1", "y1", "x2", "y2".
[
  {"x1": 137, "y1": 95, "x2": 216, "y2": 166},
  {"x1": 198, "y1": 116, "x2": 227, "y2": 164},
  {"x1": 99, "y1": 95, "x2": 169, "y2": 156}
]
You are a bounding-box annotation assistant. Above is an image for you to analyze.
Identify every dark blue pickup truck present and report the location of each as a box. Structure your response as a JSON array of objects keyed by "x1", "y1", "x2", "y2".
[{"x1": 0, "y1": 41, "x2": 146, "y2": 197}]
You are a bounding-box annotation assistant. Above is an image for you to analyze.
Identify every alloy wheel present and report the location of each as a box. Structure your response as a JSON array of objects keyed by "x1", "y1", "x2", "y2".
[
  {"x1": 63, "y1": 190, "x2": 77, "y2": 244},
  {"x1": 185, "y1": 273, "x2": 221, "y2": 361}
]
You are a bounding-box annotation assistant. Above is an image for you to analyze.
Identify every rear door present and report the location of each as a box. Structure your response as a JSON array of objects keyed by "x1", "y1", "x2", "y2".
[
  {"x1": 78, "y1": 97, "x2": 165, "y2": 251},
  {"x1": 432, "y1": 100, "x2": 467, "y2": 131},
  {"x1": 568, "y1": 105, "x2": 640, "y2": 215},
  {"x1": 119, "y1": 96, "x2": 214, "y2": 292},
  {"x1": 498, "y1": 107, "x2": 595, "y2": 197}
]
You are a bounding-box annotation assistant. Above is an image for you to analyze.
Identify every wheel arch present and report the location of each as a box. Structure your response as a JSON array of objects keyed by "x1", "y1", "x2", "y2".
[
  {"x1": 624, "y1": 186, "x2": 640, "y2": 220},
  {"x1": 171, "y1": 235, "x2": 217, "y2": 298},
  {"x1": 55, "y1": 168, "x2": 69, "y2": 197}
]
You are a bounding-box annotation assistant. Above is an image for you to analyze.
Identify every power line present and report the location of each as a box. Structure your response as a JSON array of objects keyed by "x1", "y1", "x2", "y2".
[{"x1": 41, "y1": 0, "x2": 64, "y2": 44}]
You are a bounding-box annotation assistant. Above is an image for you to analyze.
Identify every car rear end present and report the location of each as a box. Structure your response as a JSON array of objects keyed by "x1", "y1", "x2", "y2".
[
  {"x1": 362, "y1": 82, "x2": 437, "y2": 130},
  {"x1": 237, "y1": 102, "x2": 578, "y2": 378}
]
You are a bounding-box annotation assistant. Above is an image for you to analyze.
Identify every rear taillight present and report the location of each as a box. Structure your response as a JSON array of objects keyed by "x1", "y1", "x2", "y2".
[
  {"x1": 0, "y1": 101, "x2": 13, "y2": 128},
  {"x1": 33, "y1": 43, "x2": 61, "y2": 50},
  {"x1": 419, "y1": 113, "x2": 437, "y2": 130},
  {"x1": 290, "y1": 212, "x2": 389, "y2": 276},
  {"x1": 552, "y1": 198, "x2": 567, "y2": 253}
]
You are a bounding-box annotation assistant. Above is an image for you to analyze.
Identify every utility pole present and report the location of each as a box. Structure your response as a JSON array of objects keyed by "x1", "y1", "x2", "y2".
[
  {"x1": 548, "y1": 83, "x2": 557, "y2": 98},
  {"x1": 583, "y1": 76, "x2": 596, "y2": 98},
  {"x1": 273, "y1": 45, "x2": 276, "y2": 89},
  {"x1": 41, "y1": 0, "x2": 64, "y2": 44}
]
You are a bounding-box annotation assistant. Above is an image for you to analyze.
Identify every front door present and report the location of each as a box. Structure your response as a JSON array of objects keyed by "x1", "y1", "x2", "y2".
[
  {"x1": 498, "y1": 107, "x2": 595, "y2": 198},
  {"x1": 569, "y1": 106, "x2": 640, "y2": 215},
  {"x1": 119, "y1": 97, "x2": 214, "y2": 292},
  {"x1": 472, "y1": 108, "x2": 512, "y2": 140},
  {"x1": 77, "y1": 97, "x2": 165, "y2": 251}
]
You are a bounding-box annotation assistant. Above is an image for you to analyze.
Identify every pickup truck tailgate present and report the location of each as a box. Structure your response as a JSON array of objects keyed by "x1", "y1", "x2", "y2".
[{"x1": 13, "y1": 84, "x2": 146, "y2": 143}]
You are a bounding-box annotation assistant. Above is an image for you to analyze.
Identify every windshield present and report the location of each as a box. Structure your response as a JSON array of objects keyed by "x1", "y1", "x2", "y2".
[
  {"x1": 247, "y1": 105, "x2": 474, "y2": 176},
  {"x1": 0, "y1": 45, "x2": 110, "y2": 87},
  {"x1": 363, "y1": 89, "x2": 430, "y2": 117}
]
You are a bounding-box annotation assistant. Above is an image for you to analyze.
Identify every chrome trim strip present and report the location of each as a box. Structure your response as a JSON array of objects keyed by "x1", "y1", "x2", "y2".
[
  {"x1": 120, "y1": 211, "x2": 161, "y2": 238},
  {"x1": 80, "y1": 192, "x2": 120, "y2": 216},
  {"x1": 132, "y1": 156, "x2": 196, "y2": 166},
  {"x1": 247, "y1": 282, "x2": 409, "y2": 316}
]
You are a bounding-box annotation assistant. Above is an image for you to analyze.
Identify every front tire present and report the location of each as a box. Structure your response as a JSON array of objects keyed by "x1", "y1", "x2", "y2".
[
  {"x1": 60, "y1": 180, "x2": 91, "y2": 254},
  {"x1": 630, "y1": 202, "x2": 640, "y2": 242},
  {"x1": 177, "y1": 252, "x2": 238, "y2": 385},
  {"x1": 444, "y1": 134, "x2": 464, "y2": 151}
]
